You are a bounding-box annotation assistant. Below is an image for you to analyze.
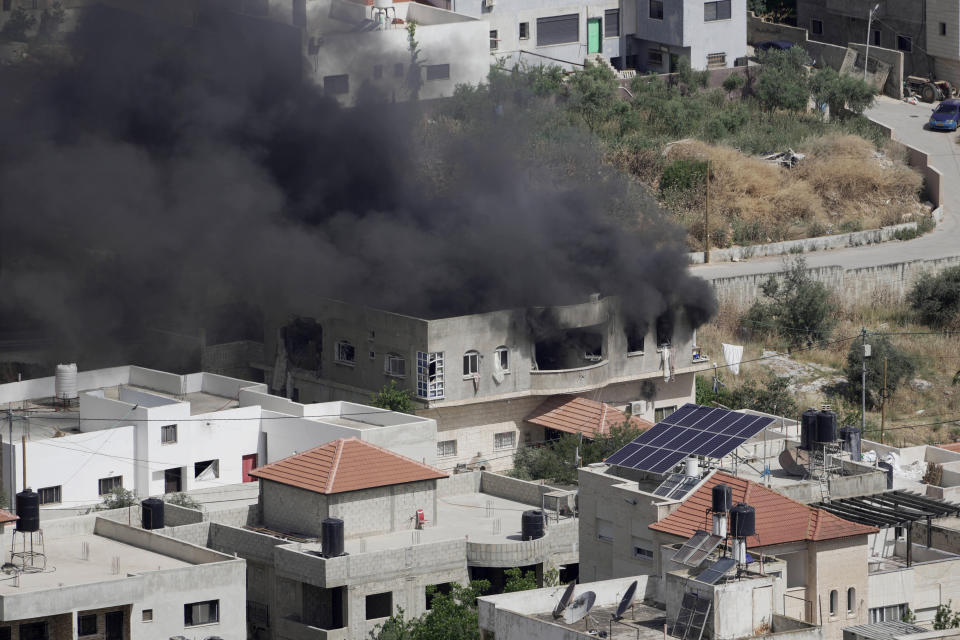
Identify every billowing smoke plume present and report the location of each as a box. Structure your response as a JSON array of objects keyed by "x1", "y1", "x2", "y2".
[{"x1": 0, "y1": 5, "x2": 715, "y2": 368}]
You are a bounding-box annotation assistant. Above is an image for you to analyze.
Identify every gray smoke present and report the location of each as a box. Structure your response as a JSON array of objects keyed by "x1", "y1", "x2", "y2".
[{"x1": 0, "y1": 5, "x2": 715, "y2": 368}]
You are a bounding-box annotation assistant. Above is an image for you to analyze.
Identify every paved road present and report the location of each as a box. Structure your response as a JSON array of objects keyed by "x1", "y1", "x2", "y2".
[{"x1": 690, "y1": 96, "x2": 960, "y2": 281}]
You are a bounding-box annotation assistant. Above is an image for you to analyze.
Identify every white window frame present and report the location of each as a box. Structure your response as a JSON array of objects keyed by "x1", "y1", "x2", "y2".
[
  {"x1": 494, "y1": 346, "x2": 509, "y2": 373},
  {"x1": 437, "y1": 439, "x2": 457, "y2": 457},
  {"x1": 98, "y1": 476, "x2": 123, "y2": 496},
  {"x1": 489, "y1": 29, "x2": 498, "y2": 50},
  {"x1": 39, "y1": 485, "x2": 61, "y2": 505},
  {"x1": 654, "y1": 406, "x2": 678, "y2": 422},
  {"x1": 161, "y1": 424, "x2": 177, "y2": 444},
  {"x1": 384, "y1": 353, "x2": 406, "y2": 377},
  {"x1": 463, "y1": 350, "x2": 479, "y2": 377},
  {"x1": 417, "y1": 351, "x2": 444, "y2": 399},
  {"x1": 494, "y1": 431, "x2": 516, "y2": 450},
  {"x1": 335, "y1": 340, "x2": 356, "y2": 364}
]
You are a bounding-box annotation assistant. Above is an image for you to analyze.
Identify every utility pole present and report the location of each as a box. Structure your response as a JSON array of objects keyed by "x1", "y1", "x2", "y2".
[
  {"x1": 704, "y1": 160, "x2": 711, "y2": 264},
  {"x1": 864, "y1": 4, "x2": 880, "y2": 81},
  {"x1": 6, "y1": 410, "x2": 12, "y2": 515},
  {"x1": 880, "y1": 357, "x2": 888, "y2": 444},
  {"x1": 860, "y1": 327, "x2": 869, "y2": 436}
]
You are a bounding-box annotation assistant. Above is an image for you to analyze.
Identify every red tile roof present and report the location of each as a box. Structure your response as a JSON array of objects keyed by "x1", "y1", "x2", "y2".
[
  {"x1": 525, "y1": 395, "x2": 653, "y2": 438},
  {"x1": 939, "y1": 443, "x2": 960, "y2": 453},
  {"x1": 649, "y1": 472, "x2": 877, "y2": 547},
  {"x1": 249, "y1": 438, "x2": 448, "y2": 494}
]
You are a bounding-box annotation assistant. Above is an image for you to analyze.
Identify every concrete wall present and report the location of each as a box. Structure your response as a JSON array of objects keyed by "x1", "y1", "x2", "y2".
[
  {"x1": 437, "y1": 470, "x2": 483, "y2": 496},
  {"x1": 479, "y1": 472, "x2": 574, "y2": 511},
  {"x1": 809, "y1": 537, "x2": 870, "y2": 639}
]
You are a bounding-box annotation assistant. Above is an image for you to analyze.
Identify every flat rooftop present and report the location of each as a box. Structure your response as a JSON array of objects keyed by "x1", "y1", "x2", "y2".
[
  {"x1": 0, "y1": 532, "x2": 190, "y2": 595},
  {"x1": 530, "y1": 601, "x2": 669, "y2": 640}
]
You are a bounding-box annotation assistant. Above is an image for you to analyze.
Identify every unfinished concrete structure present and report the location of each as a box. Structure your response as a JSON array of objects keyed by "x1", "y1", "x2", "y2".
[{"x1": 260, "y1": 295, "x2": 702, "y2": 471}]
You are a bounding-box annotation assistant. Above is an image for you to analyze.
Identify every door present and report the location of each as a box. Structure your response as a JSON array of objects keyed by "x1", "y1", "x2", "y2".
[
  {"x1": 242, "y1": 453, "x2": 258, "y2": 482},
  {"x1": 105, "y1": 611, "x2": 123, "y2": 640},
  {"x1": 587, "y1": 18, "x2": 601, "y2": 54},
  {"x1": 164, "y1": 467, "x2": 182, "y2": 493}
]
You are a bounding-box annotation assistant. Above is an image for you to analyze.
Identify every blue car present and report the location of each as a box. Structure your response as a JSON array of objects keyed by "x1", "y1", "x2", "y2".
[{"x1": 929, "y1": 99, "x2": 960, "y2": 131}]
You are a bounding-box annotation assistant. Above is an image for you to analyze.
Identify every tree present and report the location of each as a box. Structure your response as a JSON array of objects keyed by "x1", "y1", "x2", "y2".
[
  {"x1": 696, "y1": 373, "x2": 798, "y2": 417},
  {"x1": 371, "y1": 380, "x2": 416, "y2": 414},
  {"x1": 755, "y1": 47, "x2": 811, "y2": 112},
  {"x1": 673, "y1": 56, "x2": 709, "y2": 94},
  {"x1": 165, "y1": 492, "x2": 201, "y2": 509},
  {"x1": 503, "y1": 567, "x2": 538, "y2": 592},
  {"x1": 1, "y1": 6, "x2": 37, "y2": 41},
  {"x1": 722, "y1": 72, "x2": 746, "y2": 96},
  {"x1": 96, "y1": 487, "x2": 138, "y2": 510},
  {"x1": 744, "y1": 257, "x2": 838, "y2": 347},
  {"x1": 405, "y1": 21, "x2": 423, "y2": 101},
  {"x1": 933, "y1": 601, "x2": 960, "y2": 630},
  {"x1": 371, "y1": 580, "x2": 490, "y2": 640},
  {"x1": 809, "y1": 67, "x2": 875, "y2": 118},
  {"x1": 908, "y1": 265, "x2": 960, "y2": 329},
  {"x1": 844, "y1": 335, "x2": 915, "y2": 410}
]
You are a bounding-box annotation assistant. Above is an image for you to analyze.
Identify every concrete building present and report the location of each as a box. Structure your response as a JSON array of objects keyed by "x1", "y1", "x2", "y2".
[
  {"x1": 164, "y1": 442, "x2": 578, "y2": 639},
  {"x1": 260, "y1": 295, "x2": 704, "y2": 471},
  {"x1": 0, "y1": 365, "x2": 437, "y2": 511},
  {"x1": 0, "y1": 509, "x2": 245, "y2": 640},
  {"x1": 618, "y1": 0, "x2": 748, "y2": 72}
]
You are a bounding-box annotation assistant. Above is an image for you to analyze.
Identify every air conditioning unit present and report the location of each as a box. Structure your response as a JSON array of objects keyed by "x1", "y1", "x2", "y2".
[
  {"x1": 630, "y1": 401, "x2": 648, "y2": 416},
  {"x1": 483, "y1": 0, "x2": 494, "y2": 9}
]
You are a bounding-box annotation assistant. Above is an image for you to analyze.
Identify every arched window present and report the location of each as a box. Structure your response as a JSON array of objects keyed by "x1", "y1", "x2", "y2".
[
  {"x1": 847, "y1": 587, "x2": 856, "y2": 613},
  {"x1": 463, "y1": 350, "x2": 480, "y2": 376},
  {"x1": 829, "y1": 590, "x2": 838, "y2": 616},
  {"x1": 494, "y1": 346, "x2": 509, "y2": 372}
]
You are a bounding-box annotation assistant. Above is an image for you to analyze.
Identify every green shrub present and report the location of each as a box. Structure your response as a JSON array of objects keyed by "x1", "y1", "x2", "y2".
[
  {"x1": 908, "y1": 265, "x2": 960, "y2": 328},
  {"x1": 660, "y1": 159, "x2": 707, "y2": 193},
  {"x1": 744, "y1": 257, "x2": 837, "y2": 346},
  {"x1": 844, "y1": 335, "x2": 915, "y2": 410},
  {"x1": 722, "y1": 72, "x2": 746, "y2": 95},
  {"x1": 755, "y1": 47, "x2": 811, "y2": 112}
]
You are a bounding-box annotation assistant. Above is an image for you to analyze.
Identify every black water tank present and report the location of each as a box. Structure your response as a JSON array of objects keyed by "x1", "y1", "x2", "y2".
[
  {"x1": 816, "y1": 409, "x2": 837, "y2": 444},
  {"x1": 878, "y1": 461, "x2": 894, "y2": 490},
  {"x1": 521, "y1": 510, "x2": 545, "y2": 541},
  {"x1": 839, "y1": 426, "x2": 862, "y2": 462},
  {"x1": 729, "y1": 503, "x2": 756, "y2": 538},
  {"x1": 322, "y1": 518, "x2": 344, "y2": 558},
  {"x1": 800, "y1": 408, "x2": 818, "y2": 450},
  {"x1": 141, "y1": 498, "x2": 165, "y2": 530},
  {"x1": 712, "y1": 484, "x2": 732, "y2": 513},
  {"x1": 15, "y1": 490, "x2": 39, "y2": 532}
]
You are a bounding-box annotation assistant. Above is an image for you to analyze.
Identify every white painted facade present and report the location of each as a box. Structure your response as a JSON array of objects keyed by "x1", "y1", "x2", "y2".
[{"x1": 0, "y1": 366, "x2": 437, "y2": 510}]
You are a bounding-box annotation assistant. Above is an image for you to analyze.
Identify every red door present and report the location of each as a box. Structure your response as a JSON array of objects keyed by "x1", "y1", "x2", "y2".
[{"x1": 242, "y1": 454, "x2": 258, "y2": 482}]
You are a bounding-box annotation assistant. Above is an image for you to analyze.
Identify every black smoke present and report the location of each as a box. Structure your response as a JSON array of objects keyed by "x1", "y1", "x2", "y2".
[{"x1": 0, "y1": 4, "x2": 715, "y2": 368}]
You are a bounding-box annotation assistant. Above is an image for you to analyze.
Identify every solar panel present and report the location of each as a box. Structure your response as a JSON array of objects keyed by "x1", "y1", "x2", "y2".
[
  {"x1": 653, "y1": 473, "x2": 700, "y2": 500},
  {"x1": 672, "y1": 530, "x2": 710, "y2": 564},
  {"x1": 694, "y1": 557, "x2": 737, "y2": 585},
  {"x1": 605, "y1": 404, "x2": 775, "y2": 473},
  {"x1": 671, "y1": 530, "x2": 723, "y2": 566},
  {"x1": 685, "y1": 535, "x2": 723, "y2": 566}
]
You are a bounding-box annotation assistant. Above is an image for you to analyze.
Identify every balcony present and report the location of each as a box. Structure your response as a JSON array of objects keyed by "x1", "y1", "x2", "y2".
[
  {"x1": 529, "y1": 360, "x2": 610, "y2": 394},
  {"x1": 279, "y1": 616, "x2": 347, "y2": 640}
]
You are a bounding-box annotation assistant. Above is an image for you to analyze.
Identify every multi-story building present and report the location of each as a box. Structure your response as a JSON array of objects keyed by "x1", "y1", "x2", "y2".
[
  {"x1": 262, "y1": 295, "x2": 704, "y2": 471},
  {"x1": 618, "y1": 0, "x2": 748, "y2": 71},
  {"x1": 0, "y1": 365, "x2": 437, "y2": 510}
]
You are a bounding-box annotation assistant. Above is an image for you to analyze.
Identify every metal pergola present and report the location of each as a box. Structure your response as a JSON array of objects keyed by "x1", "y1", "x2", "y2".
[{"x1": 815, "y1": 491, "x2": 960, "y2": 566}]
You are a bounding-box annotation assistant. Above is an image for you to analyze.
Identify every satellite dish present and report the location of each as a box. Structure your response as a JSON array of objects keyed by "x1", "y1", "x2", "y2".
[
  {"x1": 563, "y1": 590, "x2": 596, "y2": 624},
  {"x1": 613, "y1": 580, "x2": 638, "y2": 621},
  {"x1": 552, "y1": 580, "x2": 578, "y2": 618}
]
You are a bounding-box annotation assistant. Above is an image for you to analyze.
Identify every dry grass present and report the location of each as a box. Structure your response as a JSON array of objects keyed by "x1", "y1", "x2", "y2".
[
  {"x1": 662, "y1": 135, "x2": 927, "y2": 249},
  {"x1": 699, "y1": 296, "x2": 960, "y2": 446}
]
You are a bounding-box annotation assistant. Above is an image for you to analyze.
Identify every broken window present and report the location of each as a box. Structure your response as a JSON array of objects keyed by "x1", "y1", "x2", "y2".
[
  {"x1": 463, "y1": 350, "x2": 479, "y2": 376},
  {"x1": 284, "y1": 318, "x2": 323, "y2": 371},
  {"x1": 336, "y1": 341, "x2": 355, "y2": 364},
  {"x1": 417, "y1": 352, "x2": 444, "y2": 399},
  {"x1": 323, "y1": 74, "x2": 350, "y2": 95},
  {"x1": 655, "y1": 314, "x2": 673, "y2": 347},
  {"x1": 494, "y1": 346, "x2": 509, "y2": 372},
  {"x1": 384, "y1": 354, "x2": 406, "y2": 377},
  {"x1": 625, "y1": 322, "x2": 646, "y2": 353},
  {"x1": 194, "y1": 459, "x2": 220, "y2": 480},
  {"x1": 534, "y1": 326, "x2": 603, "y2": 370}
]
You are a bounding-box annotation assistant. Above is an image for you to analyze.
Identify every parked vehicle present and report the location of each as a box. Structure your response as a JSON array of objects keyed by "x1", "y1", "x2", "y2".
[
  {"x1": 905, "y1": 75, "x2": 955, "y2": 103},
  {"x1": 928, "y1": 99, "x2": 960, "y2": 131}
]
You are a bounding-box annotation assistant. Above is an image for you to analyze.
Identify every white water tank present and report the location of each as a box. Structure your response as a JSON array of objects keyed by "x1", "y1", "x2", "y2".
[
  {"x1": 55, "y1": 363, "x2": 78, "y2": 400},
  {"x1": 685, "y1": 456, "x2": 698, "y2": 477}
]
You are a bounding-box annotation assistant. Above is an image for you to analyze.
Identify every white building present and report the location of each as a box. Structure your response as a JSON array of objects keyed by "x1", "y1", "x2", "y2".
[
  {"x1": 0, "y1": 365, "x2": 437, "y2": 511},
  {"x1": 618, "y1": 0, "x2": 747, "y2": 71}
]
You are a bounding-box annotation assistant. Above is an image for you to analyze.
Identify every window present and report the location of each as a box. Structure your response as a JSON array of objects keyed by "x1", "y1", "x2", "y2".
[
  {"x1": 38, "y1": 485, "x2": 61, "y2": 505},
  {"x1": 323, "y1": 74, "x2": 350, "y2": 95},
  {"x1": 647, "y1": 49, "x2": 663, "y2": 66},
  {"x1": 494, "y1": 431, "x2": 516, "y2": 450},
  {"x1": 373, "y1": 64, "x2": 383, "y2": 79},
  {"x1": 366, "y1": 592, "x2": 393, "y2": 619},
  {"x1": 426, "y1": 64, "x2": 450, "y2": 81},
  {"x1": 847, "y1": 587, "x2": 856, "y2": 613},
  {"x1": 537, "y1": 14, "x2": 578, "y2": 46},
  {"x1": 78, "y1": 614, "x2": 97, "y2": 636},
  {"x1": 649, "y1": 0, "x2": 663, "y2": 19},
  {"x1": 247, "y1": 601, "x2": 269, "y2": 626},
  {"x1": 897, "y1": 34, "x2": 912, "y2": 52},
  {"x1": 463, "y1": 350, "x2": 479, "y2": 377},
  {"x1": 656, "y1": 315, "x2": 673, "y2": 347},
  {"x1": 426, "y1": 583, "x2": 453, "y2": 610},
  {"x1": 98, "y1": 476, "x2": 123, "y2": 496},
  {"x1": 490, "y1": 29, "x2": 498, "y2": 50},
  {"x1": 417, "y1": 351, "x2": 445, "y2": 399},
  {"x1": 941, "y1": 22, "x2": 947, "y2": 36},
  {"x1": 336, "y1": 340, "x2": 355, "y2": 364},
  {"x1": 394, "y1": 62, "x2": 404, "y2": 77},
  {"x1": 605, "y1": 9, "x2": 619, "y2": 37},
  {"x1": 829, "y1": 590, "x2": 838, "y2": 616},
  {"x1": 0, "y1": 628, "x2": 9, "y2": 640},
  {"x1": 810, "y1": 19, "x2": 822, "y2": 35},
  {"x1": 519, "y1": 21, "x2": 529, "y2": 39},
  {"x1": 704, "y1": 0, "x2": 731, "y2": 21},
  {"x1": 142, "y1": 609, "x2": 153, "y2": 623},
  {"x1": 194, "y1": 459, "x2": 220, "y2": 480},
  {"x1": 706, "y1": 52, "x2": 726, "y2": 68},
  {"x1": 185, "y1": 600, "x2": 220, "y2": 626},
  {"x1": 597, "y1": 518, "x2": 614, "y2": 542},
  {"x1": 161, "y1": 424, "x2": 177, "y2": 444},
  {"x1": 384, "y1": 354, "x2": 406, "y2": 377},
  {"x1": 655, "y1": 406, "x2": 677, "y2": 422},
  {"x1": 494, "y1": 346, "x2": 509, "y2": 372},
  {"x1": 18, "y1": 622, "x2": 47, "y2": 640},
  {"x1": 870, "y1": 604, "x2": 906, "y2": 623},
  {"x1": 437, "y1": 440, "x2": 457, "y2": 457},
  {"x1": 632, "y1": 538, "x2": 654, "y2": 559}
]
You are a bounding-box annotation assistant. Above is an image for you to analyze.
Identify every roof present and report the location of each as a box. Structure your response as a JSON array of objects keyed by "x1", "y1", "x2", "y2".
[
  {"x1": 939, "y1": 442, "x2": 960, "y2": 453},
  {"x1": 525, "y1": 395, "x2": 653, "y2": 438},
  {"x1": 249, "y1": 438, "x2": 448, "y2": 494},
  {"x1": 0, "y1": 510, "x2": 17, "y2": 525},
  {"x1": 815, "y1": 491, "x2": 960, "y2": 528},
  {"x1": 843, "y1": 621, "x2": 929, "y2": 640},
  {"x1": 649, "y1": 472, "x2": 877, "y2": 547}
]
